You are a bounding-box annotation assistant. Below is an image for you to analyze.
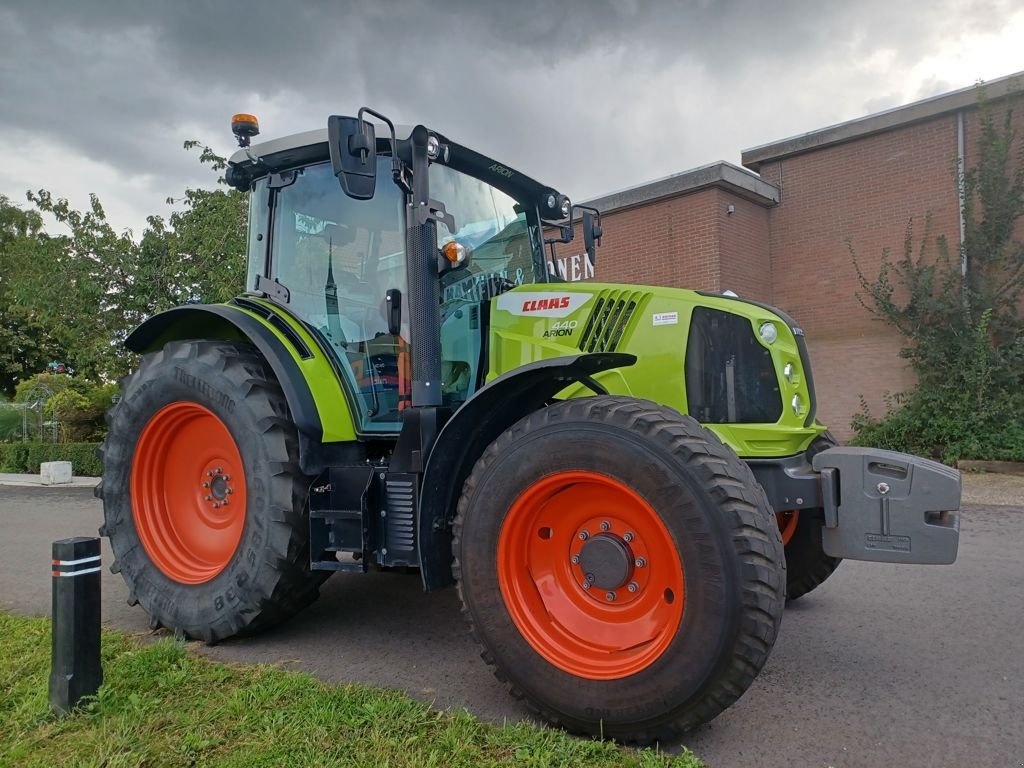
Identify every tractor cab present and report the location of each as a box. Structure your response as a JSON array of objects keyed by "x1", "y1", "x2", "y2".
[{"x1": 226, "y1": 114, "x2": 591, "y2": 433}]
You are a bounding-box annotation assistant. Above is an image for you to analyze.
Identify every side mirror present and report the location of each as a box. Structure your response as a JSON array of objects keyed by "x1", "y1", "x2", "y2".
[
  {"x1": 328, "y1": 115, "x2": 376, "y2": 200},
  {"x1": 582, "y1": 209, "x2": 602, "y2": 264}
]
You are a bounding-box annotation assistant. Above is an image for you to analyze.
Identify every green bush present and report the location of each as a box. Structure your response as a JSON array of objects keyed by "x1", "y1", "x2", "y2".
[
  {"x1": 851, "y1": 95, "x2": 1024, "y2": 463},
  {"x1": 0, "y1": 442, "x2": 103, "y2": 476},
  {"x1": 13, "y1": 373, "x2": 117, "y2": 442}
]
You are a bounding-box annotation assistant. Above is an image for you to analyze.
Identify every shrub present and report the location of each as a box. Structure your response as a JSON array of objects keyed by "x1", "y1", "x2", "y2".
[
  {"x1": 851, "y1": 93, "x2": 1024, "y2": 463},
  {"x1": 0, "y1": 442, "x2": 103, "y2": 476}
]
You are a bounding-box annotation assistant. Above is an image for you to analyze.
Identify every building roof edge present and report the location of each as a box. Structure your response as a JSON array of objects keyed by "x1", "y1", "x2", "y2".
[{"x1": 741, "y1": 71, "x2": 1024, "y2": 171}]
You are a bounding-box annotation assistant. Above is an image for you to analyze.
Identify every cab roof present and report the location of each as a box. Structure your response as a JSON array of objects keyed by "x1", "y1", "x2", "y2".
[{"x1": 227, "y1": 121, "x2": 560, "y2": 208}]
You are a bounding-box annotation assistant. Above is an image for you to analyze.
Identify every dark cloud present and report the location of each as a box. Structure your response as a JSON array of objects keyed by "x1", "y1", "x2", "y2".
[{"x1": 0, "y1": 0, "x2": 1019, "y2": 230}]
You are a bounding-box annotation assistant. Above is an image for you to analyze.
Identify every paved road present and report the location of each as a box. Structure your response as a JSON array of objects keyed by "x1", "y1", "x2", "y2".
[{"x1": 1, "y1": 486, "x2": 1021, "y2": 767}]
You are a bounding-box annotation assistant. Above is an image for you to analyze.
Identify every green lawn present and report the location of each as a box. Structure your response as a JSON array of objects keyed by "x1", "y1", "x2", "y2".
[{"x1": 0, "y1": 612, "x2": 703, "y2": 767}]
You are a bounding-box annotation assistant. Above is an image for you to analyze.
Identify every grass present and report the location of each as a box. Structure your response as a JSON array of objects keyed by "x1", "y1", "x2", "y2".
[{"x1": 0, "y1": 612, "x2": 703, "y2": 768}]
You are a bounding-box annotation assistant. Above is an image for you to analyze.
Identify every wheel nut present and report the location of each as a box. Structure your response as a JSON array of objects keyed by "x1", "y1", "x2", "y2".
[
  {"x1": 207, "y1": 470, "x2": 214, "y2": 477},
  {"x1": 582, "y1": 581, "x2": 591, "y2": 590},
  {"x1": 635, "y1": 557, "x2": 646, "y2": 568},
  {"x1": 215, "y1": 467, "x2": 222, "y2": 474},
  {"x1": 623, "y1": 531, "x2": 634, "y2": 542},
  {"x1": 571, "y1": 554, "x2": 580, "y2": 564},
  {"x1": 627, "y1": 582, "x2": 639, "y2": 593},
  {"x1": 203, "y1": 481, "x2": 210, "y2": 488},
  {"x1": 227, "y1": 488, "x2": 233, "y2": 494},
  {"x1": 221, "y1": 499, "x2": 228, "y2": 506},
  {"x1": 224, "y1": 475, "x2": 230, "y2": 482},
  {"x1": 600, "y1": 520, "x2": 610, "y2": 531},
  {"x1": 585, "y1": 573, "x2": 595, "y2": 584},
  {"x1": 205, "y1": 495, "x2": 212, "y2": 501},
  {"x1": 578, "y1": 530, "x2": 589, "y2": 541},
  {"x1": 213, "y1": 502, "x2": 220, "y2": 509},
  {"x1": 606, "y1": 591, "x2": 616, "y2": 601}
]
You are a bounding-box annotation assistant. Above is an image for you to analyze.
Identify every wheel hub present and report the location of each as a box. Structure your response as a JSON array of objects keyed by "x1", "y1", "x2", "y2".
[{"x1": 577, "y1": 533, "x2": 633, "y2": 590}]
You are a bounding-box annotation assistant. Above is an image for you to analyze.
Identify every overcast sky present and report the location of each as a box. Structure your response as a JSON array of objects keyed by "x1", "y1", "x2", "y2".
[{"x1": 1, "y1": 0, "x2": 1022, "y2": 235}]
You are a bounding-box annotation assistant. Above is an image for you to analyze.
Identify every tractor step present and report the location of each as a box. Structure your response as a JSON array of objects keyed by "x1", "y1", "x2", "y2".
[{"x1": 307, "y1": 467, "x2": 422, "y2": 571}]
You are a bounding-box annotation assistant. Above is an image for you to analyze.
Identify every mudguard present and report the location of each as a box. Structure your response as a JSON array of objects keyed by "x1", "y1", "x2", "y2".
[
  {"x1": 417, "y1": 352, "x2": 637, "y2": 590},
  {"x1": 125, "y1": 301, "x2": 358, "y2": 461}
]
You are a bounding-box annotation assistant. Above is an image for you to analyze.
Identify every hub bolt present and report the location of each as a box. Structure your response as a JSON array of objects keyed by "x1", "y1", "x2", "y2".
[
  {"x1": 571, "y1": 554, "x2": 580, "y2": 564},
  {"x1": 203, "y1": 481, "x2": 210, "y2": 488},
  {"x1": 606, "y1": 591, "x2": 616, "y2": 601},
  {"x1": 635, "y1": 557, "x2": 646, "y2": 568},
  {"x1": 224, "y1": 475, "x2": 230, "y2": 482},
  {"x1": 205, "y1": 495, "x2": 212, "y2": 501},
  {"x1": 578, "y1": 530, "x2": 589, "y2": 541},
  {"x1": 623, "y1": 531, "x2": 634, "y2": 542},
  {"x1": 207, "y1": 470, "x2": 214, "y2": 477},
  {"x1": 627, "y1": 581, "x2": 639, "y2": 593},
  {"x1": 585, "y1": 573, "x2": 595, "y2": 584},
  {"x1": 600, "y1": 520, "x2": 611, "y2": 531},
  {"x1": 222, "y1": 499, "x2": 228, "y2": 506},
  {"x1": 213, "y1": 502, "x2": 220, "y2": 509},
  {"x1": 582, "y1": 581, "x2": 591, "y2": 590},
  {"x1": 227, "y1": 488, "x2": 233, "y2": 494},
  {"x1": 215, "y1": 467, "x2": 222, "y2": 474}
]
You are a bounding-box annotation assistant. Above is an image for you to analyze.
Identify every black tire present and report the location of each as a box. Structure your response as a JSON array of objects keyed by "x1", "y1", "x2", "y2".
[
  {"x1": 453, "y1": 396, "x2": 785, "y2": 744},
  {"x1": 784, "y1": 432, "x2": 842, "y2": 601},
  {"x1": 97, "y1": 340, "x2": 327, "y2": 643}
]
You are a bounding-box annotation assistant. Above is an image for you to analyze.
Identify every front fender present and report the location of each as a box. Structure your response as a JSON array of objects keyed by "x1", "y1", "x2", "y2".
[{"x1": 417, "y1": 351, "x2": 637, "y2": 590}]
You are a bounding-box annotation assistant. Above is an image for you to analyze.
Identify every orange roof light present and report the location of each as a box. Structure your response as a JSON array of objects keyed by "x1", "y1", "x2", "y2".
[{"x1": 231, "y1": 113, "x2": 260, "y2": 147}]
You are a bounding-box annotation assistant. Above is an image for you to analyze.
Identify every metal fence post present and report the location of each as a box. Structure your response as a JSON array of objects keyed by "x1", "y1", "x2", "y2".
[{"x1": 49, "y1": 536, "x2": 103, "y2": 715}]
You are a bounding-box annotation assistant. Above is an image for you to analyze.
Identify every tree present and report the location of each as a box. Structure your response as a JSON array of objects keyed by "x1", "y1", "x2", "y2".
[
  {"x1": 0, "y1": 196, "x2": 61, "y2": 395},
  {"x1": 851, "y1": 95, "x2": 1024, "y2": 462},
  {"x1": 3, "y1": 142, "x2": 248, "y2": 384}
]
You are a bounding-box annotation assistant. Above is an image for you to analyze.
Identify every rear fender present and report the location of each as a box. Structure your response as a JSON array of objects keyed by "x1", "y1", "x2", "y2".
[
  {"x1": 125, "y1": 301, "x2": 358, "y2": 473},
  {"x1": 417, "y1": 352, "x2": 637, "y2": 590}
]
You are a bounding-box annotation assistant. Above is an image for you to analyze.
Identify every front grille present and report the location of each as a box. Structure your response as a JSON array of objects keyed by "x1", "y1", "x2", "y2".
[
  {"x1": 578, "y1": 289, "x2": 649, "y2": 353},
  {"x1": 684, "y1": 307, "x2": 782, "y2": 424}
]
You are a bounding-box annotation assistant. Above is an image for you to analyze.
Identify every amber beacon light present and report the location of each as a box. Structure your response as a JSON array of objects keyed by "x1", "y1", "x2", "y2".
[{"x1": 231, "y1": 113, "x2": 260, "y2": 147}]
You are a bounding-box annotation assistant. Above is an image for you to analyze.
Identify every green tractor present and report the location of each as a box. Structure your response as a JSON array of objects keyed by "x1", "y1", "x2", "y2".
[{"x1": 97, "y1": 109, "x2": 962, "y2": 743}]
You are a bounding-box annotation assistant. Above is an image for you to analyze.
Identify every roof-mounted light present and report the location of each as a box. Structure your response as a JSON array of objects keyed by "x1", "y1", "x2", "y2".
[{"x1": 231, "y1": 113, "x2": 260, "y2": 148}]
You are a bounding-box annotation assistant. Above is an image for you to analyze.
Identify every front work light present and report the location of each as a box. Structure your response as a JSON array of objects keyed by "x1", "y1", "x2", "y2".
[
  {"x1": 791, "y1": 394, "x2": 803, "y2": 415},
  {"x1": 758, "y1": 322, "x2": 778, "y2": 344}
]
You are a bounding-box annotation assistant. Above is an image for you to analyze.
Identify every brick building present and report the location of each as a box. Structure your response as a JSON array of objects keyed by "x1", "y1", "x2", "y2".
[{"x1": 553, "y1": 71, "x2": 1024, "y2": 439}]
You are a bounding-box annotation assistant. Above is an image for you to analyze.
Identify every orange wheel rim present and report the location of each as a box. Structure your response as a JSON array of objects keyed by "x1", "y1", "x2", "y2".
[
  {"x1": 776, "y1": 510, "x2": 800, "y2": 546},
  {"x1": 130, "y1": 402, "x2": 247, "y2": 584},
  {"x1": 497, "y1": 471, "x2": 685, "y2": 680}
]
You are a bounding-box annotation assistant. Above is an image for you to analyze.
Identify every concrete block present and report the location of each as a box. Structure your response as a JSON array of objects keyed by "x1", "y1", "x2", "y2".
[{"x1": 41, "y1": 461, "x2": 73, "y2": 485}]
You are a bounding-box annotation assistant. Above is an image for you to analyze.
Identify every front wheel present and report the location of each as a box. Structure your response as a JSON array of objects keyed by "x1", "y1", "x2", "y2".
[
  {"x1": 98, "y1": 340, "x2": 327, "y2": 643},
  {"x1": 453, "y1": 396, "x2": 785, "y2": 744}
]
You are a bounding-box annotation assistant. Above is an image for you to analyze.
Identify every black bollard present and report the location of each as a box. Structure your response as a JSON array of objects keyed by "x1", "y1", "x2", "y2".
[{"x1": 49, "y1": 536, "x2": 103, "y2": 715}]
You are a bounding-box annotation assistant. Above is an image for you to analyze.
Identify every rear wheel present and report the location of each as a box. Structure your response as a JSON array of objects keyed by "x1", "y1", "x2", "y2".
[
  {"x1": 454, "y1": 396, "x2": 785, "y2": 743},
  {"x1": 97, "y1": 340, "x2": 327, "y2": 643}
]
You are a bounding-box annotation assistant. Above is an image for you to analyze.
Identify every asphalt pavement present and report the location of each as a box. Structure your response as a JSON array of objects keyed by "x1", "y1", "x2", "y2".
[{"x1": 1, "y1": 485, "x2": 1021, "y2": 767}]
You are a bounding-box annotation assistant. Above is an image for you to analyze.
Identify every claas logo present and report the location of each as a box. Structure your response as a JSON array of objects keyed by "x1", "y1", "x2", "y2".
[{"x1": 522, "y1": 296, "x2": 571, "y2": 312}]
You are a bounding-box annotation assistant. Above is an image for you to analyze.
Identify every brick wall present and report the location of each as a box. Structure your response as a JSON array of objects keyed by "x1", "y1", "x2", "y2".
[{"x1": 757, "y1": 117, "x2": 961, "y2": 438}]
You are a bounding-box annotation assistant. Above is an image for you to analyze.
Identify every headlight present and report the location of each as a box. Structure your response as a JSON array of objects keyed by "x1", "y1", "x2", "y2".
[
  {"x1": 783, "y1": 363, "x2": 795, "y2": 383},
  {"x1": 426, "y1": 134, "x2": 440, "y2": 159},
  {"x1": 791, "y1": 394, "x2": 803, "y2": 415},
  {"x1": 758, "y1": 322, "x2": 778, "y2": 344}
]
